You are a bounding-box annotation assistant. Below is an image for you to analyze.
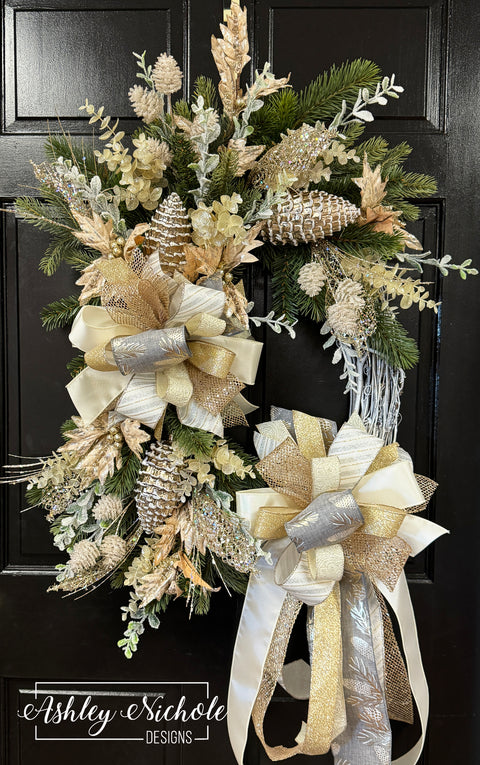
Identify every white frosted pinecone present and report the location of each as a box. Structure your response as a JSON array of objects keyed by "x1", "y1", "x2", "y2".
[
  {"x1": 297, "y1": 261, "x2": 326, "y2": 297},
  {"x1": 128, "y1": 85, "x2": 164, "y2": 123},
  {"x1": 143, "y1": 192, "x2": 191, "y2": 273},
  {"x1": 93, "y1": 494, "x2": 123, "y2": 522},
  {"x1": 69, "y1": 540, "x2": 100, "y2": 574},
  {"x1": 152, "y1": 54, "x2": 183, "y2": 95},
  {"x1": 327, "y1": 302, "x2": 361, "y2": 337},
  {"x1": 100, "y1": 535, "x2": 127, "y2": 569},
  {"x1": 334, "y1": 278, "x2": 365, "y2": 309},
  {"x1": 143, "y1": 137, "x2": 172, "y2": 165}
]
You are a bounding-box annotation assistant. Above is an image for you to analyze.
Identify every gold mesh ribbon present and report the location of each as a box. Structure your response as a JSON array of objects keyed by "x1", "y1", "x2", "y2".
[
  {"x1": 188, "y1": 340, "x2": 235, "y2": 378},
  {"x1": 374, "y1": 584, "x2": 414, "y2": 724},
  {"x1": 253, "y1": 507, "x2": 302, "y2": 540},
  {"x1": 342, "y1": 532, "x2": 411, "y2": 591},
  {"x1": 366, "y1": 442, "x2": 399, "y2": 473},
  {"x1": 252, "y1": 587, "x2": 343, "y2": 759},
  {"x1": 257, "y1": 438, "x2": 312, "y2": 507},
  {"x1": 409, "y1": 473, "x2": 438, "y2": 513},
  {"x1": 96, "y1": 257, "x2": 170, "y2": 330},
  {"x1": 221, "y1": 400, "x2": 249, "y2": 428},
  {"x1": 292, "y1": 410, "x2": 326, "y2": 458},
  {"x1": 360, "y1": 503, "x2": 406, "y2": 538},
  {"x1": 186, "y1": 363, "x2": 244, "y2": 415}
]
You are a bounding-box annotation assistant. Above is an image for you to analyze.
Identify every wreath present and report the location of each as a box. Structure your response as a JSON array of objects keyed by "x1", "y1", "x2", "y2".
[{"x1": 4, "y1": 3, "x2": 475, "y2": 764}]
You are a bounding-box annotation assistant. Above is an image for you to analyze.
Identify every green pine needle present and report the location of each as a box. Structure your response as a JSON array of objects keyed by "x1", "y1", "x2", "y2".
[
  {"x1": 104, "y1": 448, "x2": 142, "y2": 498},
  {"x1": 370, "y1": 308, "x2": 420, "y2": 371},
  {"x1": 66, "y1": 354, "x2": 86, "y2": 378},
  {"x1": 194, "y1": 76, "x2": 219, "y2": 110},
  {"x1": 164, "y1": 408, "x2": 215, "y2": 460},
  {"x1": 40, "y1": 295, "x2": 80, "y2": 330},
  {"x1": 296, "y1": 59, "x2": 382, "y2": 125}
]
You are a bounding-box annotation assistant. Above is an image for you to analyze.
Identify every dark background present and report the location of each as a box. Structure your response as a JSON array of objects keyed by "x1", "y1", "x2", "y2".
[{"x1": 1, "y1": 0, "x2": 479, "y2": 763}]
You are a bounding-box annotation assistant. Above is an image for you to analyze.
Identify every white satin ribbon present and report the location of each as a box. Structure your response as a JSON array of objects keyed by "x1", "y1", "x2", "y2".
[{"x1": 227, "y1": 539, "x2": 289, "y2": 765}]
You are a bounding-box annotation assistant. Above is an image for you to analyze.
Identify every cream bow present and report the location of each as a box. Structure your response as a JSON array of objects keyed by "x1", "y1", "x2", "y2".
[
  {"x1": 67, "y1": 276, "x2": 262, "y2": 435},
  {"x1": 229, "y1": 407, "x2": 448, "y2": 765}
]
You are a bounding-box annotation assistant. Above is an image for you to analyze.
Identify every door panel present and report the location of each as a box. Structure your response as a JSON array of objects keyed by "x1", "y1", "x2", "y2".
[{"x1": 1, "y1": 1, "x2": 478, "y2": 762}]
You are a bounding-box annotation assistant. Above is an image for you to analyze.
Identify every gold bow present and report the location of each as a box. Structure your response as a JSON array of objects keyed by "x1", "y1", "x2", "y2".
[
  {"x1": 237, "y1": 409, "x2": 436, "y2": 759},
  {"x1": 66, "y1": 254, "x2": 263, "y2": 435}
]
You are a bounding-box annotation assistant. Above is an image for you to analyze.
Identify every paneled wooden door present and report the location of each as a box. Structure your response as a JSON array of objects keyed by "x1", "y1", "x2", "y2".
[{"x1": 1, "y1": 1, "x2": 479, "y2": 763}]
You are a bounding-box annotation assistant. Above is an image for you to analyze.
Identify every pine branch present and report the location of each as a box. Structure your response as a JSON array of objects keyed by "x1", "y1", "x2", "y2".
[
  {"x1": 164, "y1": 408, "x2": 216, "y2": 460},
  {"x1": 66, "y1": 354, "x2": 86, "y2": 378},
  {"x1": 24, "y1": 485, "x2": 44, "y2": 507},
  {"x1": 334, "y1": 224, "x2": 405, "y2": 261},
  {"x1": 297, "y1": 286, "x2": 327, "y2": 323},
  {"x1": 103, "y1": 448, "x2": 142, "y2": 498},
  {"x1": 204, "y1": 148, "x2": 239, "y2": 204},
  {"x1": 250, "y1": 89, "x2": 300, "y2": 145},
  {"x1": 60, "y1": 418, "x2": 77, "y2": 440},
  {"x1": 212, "y1": 554, "x2": 248, "y2": 595},
  {"x1": 45, "y1": 135, "x2": 120, "y2": 187},
  {"x1": 173, "y1": 99, "x2": 192, "y2": 120},
  {"x1": 296, "y1": 59, "x2": 382, "y2": 126},
  {"x1": 262, "y1": 243, "x2": 309, "y2": 324},
  {"x1": 163, "y1": 132, "x2": 198, "y2": 206},
  {"x1": 370, "y1": 308, "x2": 419, "y2": 370},
  {"x1": 40, "y1": 295, "x2": 80, "y2": 330},
  {"x1": 14, "y1": 197, "x2": 73, "y2": 235},
  {"x1": 194, "y1": 76, "x2": 219, "y2": 111}
]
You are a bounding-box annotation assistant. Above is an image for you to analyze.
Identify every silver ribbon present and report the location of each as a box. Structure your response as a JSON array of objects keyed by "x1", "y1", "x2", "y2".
[
  {"x1": 332, "y1": 574, "x2": 392, "y2": 765},
  {"x1": 285, "y1": 489, "x2": 364, "y2": 551},
  {"x1": 111, "y1": 326, "x2": 191, "y2": 375}
]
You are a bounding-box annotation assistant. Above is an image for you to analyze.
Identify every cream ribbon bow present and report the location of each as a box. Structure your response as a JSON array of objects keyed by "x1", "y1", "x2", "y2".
[
  {"x1": 228, "y1": 407, "x2": 448, "y2": 765},
  {"x1": 67, "y1": 280, "x2": 262, "y2": 435}
]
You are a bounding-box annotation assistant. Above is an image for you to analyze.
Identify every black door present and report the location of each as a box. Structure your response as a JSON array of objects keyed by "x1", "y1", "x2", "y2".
[{"x1": 1, "y1": 1, "x2": 478, "y2": 763}]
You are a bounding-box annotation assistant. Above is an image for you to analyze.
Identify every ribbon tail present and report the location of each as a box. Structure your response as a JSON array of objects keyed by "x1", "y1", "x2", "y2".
[
  {"x1": 227, "y1": 540, "x2": 290, "y2": 765},
  {"x1": 376, "y1": 572, "x2": 429, "y2": 765},
  {"x1": 333, "y1": 575, "x2": 392, "y2": 765}
]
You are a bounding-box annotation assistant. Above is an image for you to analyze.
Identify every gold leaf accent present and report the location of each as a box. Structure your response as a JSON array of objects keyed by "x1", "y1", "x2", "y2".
[
  {"x1": 71, "y1": 210, "x2": 114, "y2": 256},
  {"x1": 119, "y1": 418, "x2": 150, "y2": 459},
  {"x1": 177, "y1": 550, "x2": 219, "y2": 591},
  {"x1": 211, "y1": 3, "x2": 250, "y2": 117}
]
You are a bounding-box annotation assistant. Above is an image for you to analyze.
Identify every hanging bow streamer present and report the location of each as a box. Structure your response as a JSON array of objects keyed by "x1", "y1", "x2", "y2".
[
  {"x1": 66, "y1": 266, "x2": 262, "y2": 435},
  {"x1": 228, "y1": 408, "x2": 448, "y2": 764}
]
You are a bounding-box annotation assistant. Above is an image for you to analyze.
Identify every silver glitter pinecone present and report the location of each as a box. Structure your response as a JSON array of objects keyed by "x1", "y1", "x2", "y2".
[
  {"x1": 135, "y1": 441, "x2": 185, "y2": 533},
  {"x1": 263, "y1": 190, "x2": 360, "y2": 245}
]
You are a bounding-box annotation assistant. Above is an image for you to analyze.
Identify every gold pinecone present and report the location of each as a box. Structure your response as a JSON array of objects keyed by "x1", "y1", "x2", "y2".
[
  {"x1": 128, "y1": 85, "x2": 164, "y2": 123},
  {"x1": 297, "y1": 261, "x2": 326, "y2": 297},
  {"x1": 93, "y1": 494, "x2": 123, "y2": 522},
  {"x1": 135, "y1": 441, "x2": 186, "y2": 533},
  {"x1": 69, "y1": 540, "x2": 100, "y2": 574},
  {"x1": 152, "y1": 54, "x2": 183, "y2": 95},
  {"x1": 263, "y1": 190, "x2": 360, "y2": 245},
  {"x1": 100, "y1": 535, "x2": 128, "y2": 568},
  {"x1": 143, "y1": 192, "x2": 191, "y2": 274}
]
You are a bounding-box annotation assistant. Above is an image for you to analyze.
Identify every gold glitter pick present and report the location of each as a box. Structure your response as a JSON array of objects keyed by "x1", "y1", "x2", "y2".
[{"x1": 252, "y1": 124, "x2": 335, "y2": 190}]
